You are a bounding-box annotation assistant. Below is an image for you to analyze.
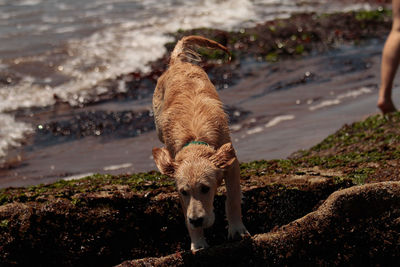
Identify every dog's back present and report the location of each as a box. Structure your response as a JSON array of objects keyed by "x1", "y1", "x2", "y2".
[{"x1": 153, "y1": 36, "x2": 231, "y2": 156}]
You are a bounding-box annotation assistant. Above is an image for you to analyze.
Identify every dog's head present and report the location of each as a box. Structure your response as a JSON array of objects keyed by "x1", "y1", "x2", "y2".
[{"x1": 152, "y1": 142, "x2": 236, "y2": 229}]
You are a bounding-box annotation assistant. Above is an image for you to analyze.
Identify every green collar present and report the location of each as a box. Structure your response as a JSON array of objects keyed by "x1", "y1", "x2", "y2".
[{"x1": 182, "y1": 141, "x2": 209, "y2": 148}]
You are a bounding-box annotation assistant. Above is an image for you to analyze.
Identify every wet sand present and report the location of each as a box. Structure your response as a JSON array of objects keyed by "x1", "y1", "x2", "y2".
[
  {"x1": 226, "y1": 41, "x2": 391, "y2": 161},
  {"x1": 0, "y1": 40, "x2": 398, "y2": 188}
]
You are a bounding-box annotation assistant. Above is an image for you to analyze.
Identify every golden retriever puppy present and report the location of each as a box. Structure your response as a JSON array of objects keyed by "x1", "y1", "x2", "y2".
[{"x1": 152, "y1": 35, "x2": 249, "y2": 250}]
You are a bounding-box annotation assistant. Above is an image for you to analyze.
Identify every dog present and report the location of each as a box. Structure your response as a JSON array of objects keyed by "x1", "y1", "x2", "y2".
[{"x1": 152, "y1": 35, "x2": 249, "y2": 250}]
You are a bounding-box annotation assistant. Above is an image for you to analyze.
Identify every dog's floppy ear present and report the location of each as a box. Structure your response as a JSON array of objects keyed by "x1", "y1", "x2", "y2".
[
  {"x1": 152, "y1": 147, "x2": 176, "y2": 176},
  {"x1": 210, "y1": 142, "x2": 236, "y2": 169}
]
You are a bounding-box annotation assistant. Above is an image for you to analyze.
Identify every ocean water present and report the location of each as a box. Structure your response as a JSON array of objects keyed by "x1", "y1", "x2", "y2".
[{"x1": 0, "y1": 0, "x2": 379, "y2": 163}]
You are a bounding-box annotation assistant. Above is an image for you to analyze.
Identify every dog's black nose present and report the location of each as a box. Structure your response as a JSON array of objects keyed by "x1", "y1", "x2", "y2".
[{"x1": 189, "y1": 217, "x2": 204, "y2": 227}]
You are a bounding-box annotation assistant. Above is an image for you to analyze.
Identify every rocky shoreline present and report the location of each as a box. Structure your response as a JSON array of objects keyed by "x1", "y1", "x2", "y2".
[
  {"x1": 12, "y1": 8, "x2": 393, "y2": 146},
  {"x1": 1, "y1": 112, "x2": 399, "y2": 266},
  {"x1": 1, "y1": 7, "x2": 400, "y2": 265}
]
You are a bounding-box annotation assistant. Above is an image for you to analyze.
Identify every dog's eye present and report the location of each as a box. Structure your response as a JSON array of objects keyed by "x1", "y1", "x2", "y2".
[
  {"x1": 180, "y1": 189, "x2": 188, "y2": 196},
  {"x1": 201, "y1": 185, "x2": 210, "y2": 194}
]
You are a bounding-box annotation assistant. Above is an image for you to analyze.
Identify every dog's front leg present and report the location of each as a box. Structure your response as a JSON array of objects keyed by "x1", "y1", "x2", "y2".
[
  {"x1": 187, "y1": 225, "x2": 208, "y2": 251},
  {"x1": 225, "y1": 158, "x2": 249, "y2": 240}
]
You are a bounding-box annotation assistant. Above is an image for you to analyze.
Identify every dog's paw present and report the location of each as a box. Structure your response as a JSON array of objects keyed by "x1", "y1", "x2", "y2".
[
  {"x1": 190, "y1": 239, "x2": 209, "y2": 251},
  {"x1": 228, "y1": 223, "x2": 250, "y2": 241}
]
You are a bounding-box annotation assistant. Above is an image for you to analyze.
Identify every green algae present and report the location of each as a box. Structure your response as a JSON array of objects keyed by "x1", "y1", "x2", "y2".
[
  {"x1": 240, "y1": 159, "x2": 296, "y2": 179},
  {"x1": 0, "y1": 219, "x2": 9, "y2": 228},
  {"x1": 311, "y1": 113, "x2": 400, "y2": 152},
  {"x1": 355, "y1": 8, "x2": 391, "y2": 22},
  {"x1": 347, "y1": 167, "x2": 376, "y2": 185},
  {"x1": 0, "y1": 171, "x2": 174, "y2": 205}
]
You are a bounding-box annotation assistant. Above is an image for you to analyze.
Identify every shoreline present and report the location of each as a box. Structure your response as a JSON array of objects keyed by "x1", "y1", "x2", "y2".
[
  {"x1": 0, "y1": 40, "x2": 394, "y2": 188},
  {"x1": 0, "y1": 8, "x2": 395, "y2": 188}
]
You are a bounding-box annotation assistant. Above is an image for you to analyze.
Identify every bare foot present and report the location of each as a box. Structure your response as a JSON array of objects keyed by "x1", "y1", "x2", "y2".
[{"x1": 377, "y1": 98, "x2": 397, "y2": 114}]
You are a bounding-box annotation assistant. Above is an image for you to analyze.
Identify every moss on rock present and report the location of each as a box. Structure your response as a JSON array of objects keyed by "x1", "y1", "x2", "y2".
[{"x1": 291, "y1": 112, "x2": 400, "y2": 184}]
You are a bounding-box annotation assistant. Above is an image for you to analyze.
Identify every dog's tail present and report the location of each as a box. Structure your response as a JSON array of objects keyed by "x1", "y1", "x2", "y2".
[{"x1": 169, "y1": 35, "x2": 230, "y2": 65}]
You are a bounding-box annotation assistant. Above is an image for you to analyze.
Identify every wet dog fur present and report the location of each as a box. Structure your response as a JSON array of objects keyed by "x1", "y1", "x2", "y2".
[{"x1": 152, "y1": 36, "x2": 249, "y2": 250}]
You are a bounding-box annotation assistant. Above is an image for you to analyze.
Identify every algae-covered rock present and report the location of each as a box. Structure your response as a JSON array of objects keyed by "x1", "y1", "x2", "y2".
[
  {"x1": 0, "y1": 172, "x2": 348, "y2": 266},
  {"x1": 119, "y1": 181, "x2": 400, "y2": 266},
  {"x1": 1, "y1": 114, "x2": 400, "y2": 266}
]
